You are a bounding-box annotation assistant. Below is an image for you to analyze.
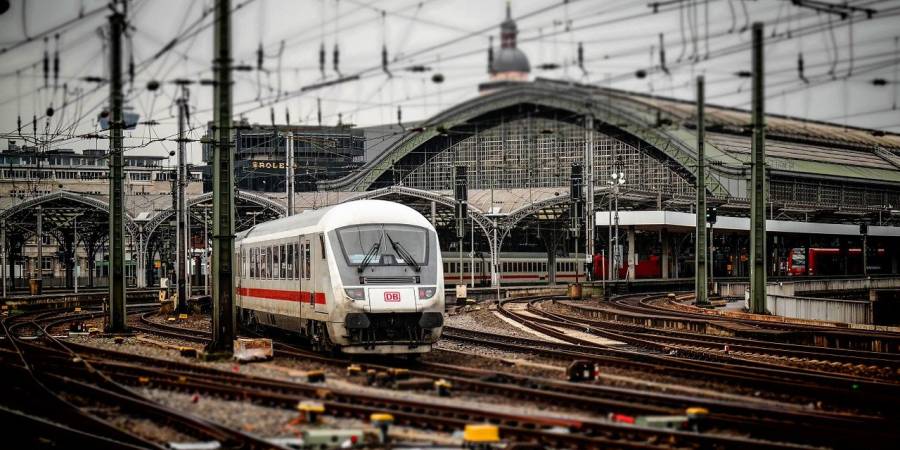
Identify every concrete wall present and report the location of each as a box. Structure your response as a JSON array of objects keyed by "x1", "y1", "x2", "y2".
[{"x1": 765, "y1": 294, "x2": 871, "y2": 324}]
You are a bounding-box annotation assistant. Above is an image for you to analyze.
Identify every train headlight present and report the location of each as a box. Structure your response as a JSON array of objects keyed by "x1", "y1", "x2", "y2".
[
  {"x1": 418, "y1": 287, "x2": 436, "y2": 300},
  {"x1": 344, "y1": 288, "x2": 366, "y2": 301}
]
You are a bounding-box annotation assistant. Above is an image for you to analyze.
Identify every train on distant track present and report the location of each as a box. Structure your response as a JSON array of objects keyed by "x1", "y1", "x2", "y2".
[{"x1": 235, "y1": 200, "x2": 445, "y2": 355}]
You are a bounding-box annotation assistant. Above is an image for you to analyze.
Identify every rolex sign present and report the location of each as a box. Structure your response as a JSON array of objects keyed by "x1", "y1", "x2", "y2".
[{"x1": 249, "y1": 160, "x2": 289, "y2": 173}]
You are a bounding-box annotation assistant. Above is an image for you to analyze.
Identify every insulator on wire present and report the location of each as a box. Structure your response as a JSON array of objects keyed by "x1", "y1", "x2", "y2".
[
  {"x1": 33, "y1": 115, "x2": 37, "y2": 136},
  {"x1": 578, "y1": 41, "x2": 587, "y2": 76},
  {"x1": 128, "y1": 53, "x2": 135, "y2": 87},
  {"x1": 17, "y1": 115, "x2": 22, "y2": 136},
  {"x1": 270, "y1": 107, "x2": 276, "y2": 127},
  {"x1": 317, "y1": 98, "x2": 322, "y2": 126},
  {"x1": 337, "y1": 112, "x2": 342, "y2": 126},
  {"x1": 285, "y1": 107, "x2": 291, "y2": 125},
  {"x1": 659, "y1": 33, "x2": 669, "y2": 75},
  {"x1": 488, "y1": 36, "x2": 494, "y2": 74},
  {"x1": 397, "y1": 105, "x2": 402, "y2": 128},
  {"x1": 257, "y1": 43, "x2": 264, "y2": 71},
  {"x1": 333, "y1": 43, "x2": 340, "y2": 75},
  {"x1": 43, "y1": 37, "x2": 50, "y2": 88},
  {"x1": 382, "y1": 45, "x2": 391, "y2": 77},
  {"x1": 798, "y1": 53, "x2": 809, "y2": 84},
  {"x1": 53, "y1": 34, "x2": 60, "y2": 88},
  {"x1": 319, "y1": 43, "x2": 326, "y2": 78}
]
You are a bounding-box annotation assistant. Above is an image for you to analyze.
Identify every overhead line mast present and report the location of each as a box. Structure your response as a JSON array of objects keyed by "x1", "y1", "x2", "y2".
[{"x1": 208, "y1": 0, "x2": 236, "y2": 356}]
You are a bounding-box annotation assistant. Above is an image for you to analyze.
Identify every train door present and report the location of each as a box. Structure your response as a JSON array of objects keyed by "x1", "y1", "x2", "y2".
[
  {"x1": 313, "y1": 234, "x2": 327, "y2": 314},
  {"x1": 236, "y1": 247, "x2": 244, "y2": 309}
]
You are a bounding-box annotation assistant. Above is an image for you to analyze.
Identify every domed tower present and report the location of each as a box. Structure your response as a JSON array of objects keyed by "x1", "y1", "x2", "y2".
[{"x1": 479, "y1": 2, "x2": 531, "y2": 94}]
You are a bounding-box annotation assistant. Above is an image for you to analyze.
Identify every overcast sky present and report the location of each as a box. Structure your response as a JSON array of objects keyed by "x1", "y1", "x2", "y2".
[{"x1": 1, "y1": 0, "x2": 899, "y2": 164}]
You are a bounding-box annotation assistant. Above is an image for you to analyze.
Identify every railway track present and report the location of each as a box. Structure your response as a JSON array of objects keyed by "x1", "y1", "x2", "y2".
[
  {"x1": 483, "y1": 296, "x2": 900, "y2": 413},
  {"x1": 6, "y1": 291, "x2": 900, "y2": 448},
  {"x1": 610, "y1": 292, "x2": 900, "y2": 352},
  {"x1": 27, "y1": 309, "x2": 812, "y2": 449},
  {"x1": 530, "y1": 299, "x2": 900, "y2": 380},
  {"x1": 130, "y1": 309, "x2": 900, "y2": 449},
  {"x1": 1, "y1": 307, "x2": 282, "y2": 450}
]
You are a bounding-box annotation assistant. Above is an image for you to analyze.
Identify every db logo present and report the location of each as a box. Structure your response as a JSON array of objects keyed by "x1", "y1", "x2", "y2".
[{"x1": 383, "y1": 291, "x2": 401, "y2": 302}]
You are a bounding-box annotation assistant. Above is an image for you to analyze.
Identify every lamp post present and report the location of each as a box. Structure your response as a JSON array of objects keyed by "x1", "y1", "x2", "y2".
[{"x1": 607, "y1": 171, "x2": 625, "y2": 281}]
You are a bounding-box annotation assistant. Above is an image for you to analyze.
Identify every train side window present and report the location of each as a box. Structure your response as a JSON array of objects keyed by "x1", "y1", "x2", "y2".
[
  {"x1": 304, "y1": 240, "x2": 311, "y2": 279},
  {"x1": 278, "y1": 245, "x2": 285, "y2": 279},
  {"x1": 285, "y1": 245, "x2": 291, "y2": 280},
  {"x1": 319, "y1": 234, "x2": 326, "y2": 260},
  {"x1": 273, "y1": 246, "x2": 281, "y2": 279},
  {"x1": 290, "y1": 244, "x2": 297, "y2": 279},
  {"x1": 299, "y1": 242, "x2": 305, "y2": 279},
  {"x1": 267, "y1": 247, "x2": 273, "y2": 279}
]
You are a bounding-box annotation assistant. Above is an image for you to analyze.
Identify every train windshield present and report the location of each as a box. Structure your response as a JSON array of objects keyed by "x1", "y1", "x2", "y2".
[
  {"x1": 337, "y1": 224, "x2": 428, "y2": 266},
  {"x1": 791, "y1": 248, "x2": 806, "y2": 266}
]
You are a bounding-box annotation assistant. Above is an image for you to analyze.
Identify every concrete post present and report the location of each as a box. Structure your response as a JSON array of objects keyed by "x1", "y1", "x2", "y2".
[{"x1": 749, "y1": 22, "x2": 767, "y2": 314}]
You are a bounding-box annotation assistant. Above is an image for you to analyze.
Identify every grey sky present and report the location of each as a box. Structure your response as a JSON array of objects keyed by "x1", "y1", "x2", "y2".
[{"x1": 1, "y1": 0, "x2": 899, "y2": 164}]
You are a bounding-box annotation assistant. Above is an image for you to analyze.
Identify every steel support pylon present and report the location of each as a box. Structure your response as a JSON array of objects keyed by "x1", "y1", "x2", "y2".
[
  {"x1": 749, "y1": 22, "x2": 768, "y2": 314},
  {"x1": 107, "y1": 8, "x2": 127, "y2": 332},
  {"x1": 208, "y1": 0, "x2": 235, "y2": 354},
  {"x1": 694, "y1": 76, "x2": 708, "y2": 306}
]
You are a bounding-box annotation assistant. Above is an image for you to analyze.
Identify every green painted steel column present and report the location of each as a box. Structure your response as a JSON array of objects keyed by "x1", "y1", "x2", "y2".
[
  {"x1": 749, "y1": 22, "x2": 768, "y2": 314},
  {"x1": 694, "y1": 76, "x2": 708, "y2": 306},
  {"x1": 208, "y1": 0, "x2": 235, "y2": 354},
  {"x1": 107, "y1": 8, "x2": 127, "y2": 332}
]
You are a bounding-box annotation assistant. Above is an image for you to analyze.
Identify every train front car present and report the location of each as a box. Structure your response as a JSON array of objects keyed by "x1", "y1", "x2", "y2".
[
  {"x1": 325, "y1": 201, "x2": 445, "y2": 354},
  {"x1": 237, "y1": 199, "x2": 444, "y2": 355}
]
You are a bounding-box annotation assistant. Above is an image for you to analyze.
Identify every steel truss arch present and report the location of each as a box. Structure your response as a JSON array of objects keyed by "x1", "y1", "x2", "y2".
[
  {"x1": 0, "y1": 190, "x2": 139, "y2": 236},
  {"x1": 143, "y1": 190, "x2": 288, "y2": 237},
  {"x1": 320, "y1": 83, "x2": 732, "y2": 196}
]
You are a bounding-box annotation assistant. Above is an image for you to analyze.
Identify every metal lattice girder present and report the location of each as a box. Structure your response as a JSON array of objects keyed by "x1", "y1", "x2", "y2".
[
  {"x1": 0, "y1": 190, "x2": 139, "y2": 237},
  {"x1": 321, "y1": 82, "x2": 731, "y2": 197},
  {"x1": 342, "y1": 185, "x2": 494, "y2": 241},
  {"x1": 143, "y1": 189, "x2": 287, "y2": 237}
]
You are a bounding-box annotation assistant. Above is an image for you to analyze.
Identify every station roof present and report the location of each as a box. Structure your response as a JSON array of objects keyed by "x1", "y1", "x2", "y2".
[{"x1": 554, "y1": 78, "x2": 900, "y2": 185}]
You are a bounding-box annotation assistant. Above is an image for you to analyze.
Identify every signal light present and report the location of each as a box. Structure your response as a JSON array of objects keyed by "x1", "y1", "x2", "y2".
[
  {"x1": 418, "y1": 287, "x2": 436, "y2": 299},
  {"x1": 344, "y1": 288, "x2": 365, "y2": 300}
]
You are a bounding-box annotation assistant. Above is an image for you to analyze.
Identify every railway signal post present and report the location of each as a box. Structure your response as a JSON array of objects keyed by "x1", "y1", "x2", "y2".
[{"x1": 208, "y1": 0, "x2": 236, "y2": 355}]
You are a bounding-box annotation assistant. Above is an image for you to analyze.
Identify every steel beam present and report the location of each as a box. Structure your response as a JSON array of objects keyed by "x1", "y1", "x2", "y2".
[
  {"x1": 208, "y1": 0, "x2": 235, "y2": 354},
  {"x1": 695, "y1": 76, "x2": 708, "y2": 306},
  {"x1": 749, "y1": 22, "x2": 768, "y2": 314},
  {"x1": 107, "y1": 8, "x2": 127, "y2": 331}
]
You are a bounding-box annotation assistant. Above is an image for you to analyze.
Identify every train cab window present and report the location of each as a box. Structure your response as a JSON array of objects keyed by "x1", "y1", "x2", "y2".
[{"x1": 304, "y1": 240, "x2": 311, "y2": 279}]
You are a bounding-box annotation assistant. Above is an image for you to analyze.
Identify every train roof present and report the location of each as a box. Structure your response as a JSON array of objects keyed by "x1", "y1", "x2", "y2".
[{"x1": 237, "y1": 199, "x2": 435, "y2": 244}]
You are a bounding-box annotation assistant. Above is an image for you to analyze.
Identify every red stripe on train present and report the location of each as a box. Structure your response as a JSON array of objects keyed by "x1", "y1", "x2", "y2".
[{"x1": 237, "y1": 287, "x2": 326, "y2": 305}]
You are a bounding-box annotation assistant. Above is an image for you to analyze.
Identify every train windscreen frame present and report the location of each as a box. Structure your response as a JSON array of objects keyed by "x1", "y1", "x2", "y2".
[{"x1": 336, "y1": 223, "x2": 429, "y2": 267}]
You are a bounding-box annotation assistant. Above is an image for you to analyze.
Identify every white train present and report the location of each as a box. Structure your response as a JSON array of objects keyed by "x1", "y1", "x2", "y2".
[
  {"x1": 441, "y1": 253, "x2": 584, "y2": 286},
  {"x1": 235, "y1": 200, "x2": 445, "y2": 354}
]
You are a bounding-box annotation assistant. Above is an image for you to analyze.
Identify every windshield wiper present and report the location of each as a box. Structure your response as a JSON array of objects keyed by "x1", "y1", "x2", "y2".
[
  {"x1": 357, "y1": 238, "x2": 382, "y2": 274},
  {"x1": 386, "y1": 232, "x2": 421, "y2": 272}
]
